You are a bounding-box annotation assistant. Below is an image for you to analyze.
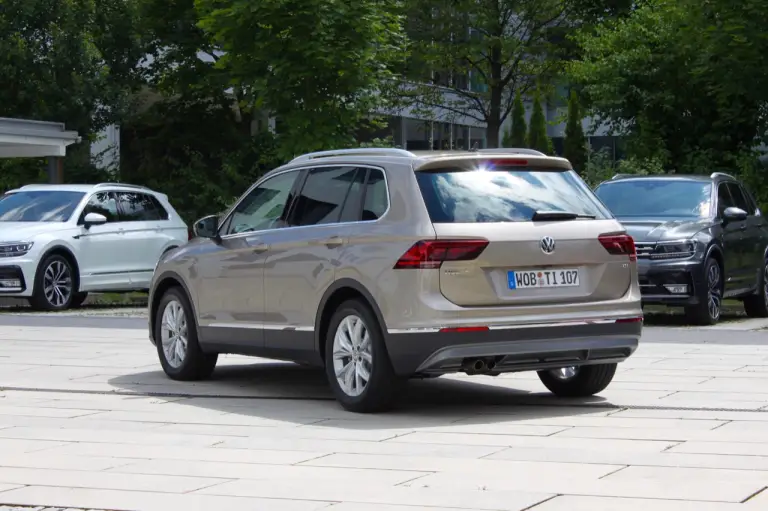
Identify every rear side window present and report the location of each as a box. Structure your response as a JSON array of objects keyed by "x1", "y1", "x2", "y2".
[
  {"x1": 415, "y1": 168, "x2": 608, "y2": 223},
  {"x1": 117, "y1": 192, "x2": 169, "y2": 221},
  {"x1": 291, "y1": 166, "x2": 359, "y2": 226},
  {"x1": 362, "y1": 169, "x2": 387, "y2": 220}
]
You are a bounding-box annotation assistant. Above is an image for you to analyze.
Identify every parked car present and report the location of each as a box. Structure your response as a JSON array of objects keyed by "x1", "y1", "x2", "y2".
[
  {"x1": 0, "y1": 183, "x2": 188, "y2": 310},
  {"x1": 149, "y1": 148, "x2": 642, "y2": 412},
  {"x1": 594, "y1": 172, "x2": 768, "y2": 325}
]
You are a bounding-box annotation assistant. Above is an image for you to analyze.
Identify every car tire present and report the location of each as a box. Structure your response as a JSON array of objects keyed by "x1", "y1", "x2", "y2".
[
  {"x1": 324, "y1": 299, "x2": 403, "y2": 413},
  {"x1": 685, "y1": 257, "x2": 722, "y2": 325},
  {"x1": 744, "y1": 259, "x2": 768, "y2": 318},
  {"x1": 71, "y1": 292, "x2": 88, "y2": 309},
  {"x1": 537, "y1": 363, "x2": 617, "y2": 397},
  {"x1": 30, "y1": 254, "x2": 77, "y2": 311},
  {"x1": 155, "y1": 287, "x2": 217, "y2": 381}
]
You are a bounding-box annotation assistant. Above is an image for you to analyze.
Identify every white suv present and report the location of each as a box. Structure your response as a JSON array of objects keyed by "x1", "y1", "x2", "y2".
[{"x1": 0, "y1": 183, "x2": 188, "y2": 310}]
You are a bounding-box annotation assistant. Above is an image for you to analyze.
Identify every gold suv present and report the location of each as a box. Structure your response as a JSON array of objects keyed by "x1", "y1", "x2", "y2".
[{"x1": 148, "y1": 148, "x2": 643, "y2": 412}]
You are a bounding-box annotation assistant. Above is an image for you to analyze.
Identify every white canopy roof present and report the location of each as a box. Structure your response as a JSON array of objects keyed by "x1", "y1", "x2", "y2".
[{"x1": 0, "y1": 117, "x2": 80, "y2": 158}]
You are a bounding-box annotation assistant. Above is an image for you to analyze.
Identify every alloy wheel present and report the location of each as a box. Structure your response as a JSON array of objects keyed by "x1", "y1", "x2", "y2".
[
  {"x1": 332, "y1": 314, "x2": 373, "y2": 397},
  {"x1": 43, "y1": 260, "x2": 72, "y2": 308},
  {"x1": 550, "y1": 366, "x2": 579, "y2": 380},
  {"x1": 707, "y1": 263, "x2": 722, "y2": 321},
  {"x1": 161, "y1": 300, "x2": 188, "y2": 368}
]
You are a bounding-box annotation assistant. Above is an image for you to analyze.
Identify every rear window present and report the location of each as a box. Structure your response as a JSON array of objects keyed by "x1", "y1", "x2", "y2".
[{"x1": 415, "y1": 169, "x2": 609, "y2": 223}]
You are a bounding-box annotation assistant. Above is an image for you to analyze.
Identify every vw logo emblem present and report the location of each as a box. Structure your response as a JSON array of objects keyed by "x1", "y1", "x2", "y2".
[{"x1": 540, "y1": 236, "x2": 555, "y2": 254}]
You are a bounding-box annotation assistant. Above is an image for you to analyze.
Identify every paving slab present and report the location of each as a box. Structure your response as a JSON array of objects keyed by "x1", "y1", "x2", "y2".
[{"x1": 2, "y1": 322, "x2": 768, "y2": 509}]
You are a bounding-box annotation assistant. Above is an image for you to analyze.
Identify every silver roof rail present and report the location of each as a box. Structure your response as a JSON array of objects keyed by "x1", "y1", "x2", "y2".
[
  {"x1": 611, "y1": 174, "x2": 635, "y2": 180},
  {"x1": 476, "y1": 148, "x2": 546, "y2": 156},
  {"x1": 94, "y1": 182, "x2": 150, "y2": 190},
  {"x1": 710, "y1": 172, "x2": 736, "y2": 180},
  {"x1": 290, "y1": 148, "x2": 416, "y2": 163}
]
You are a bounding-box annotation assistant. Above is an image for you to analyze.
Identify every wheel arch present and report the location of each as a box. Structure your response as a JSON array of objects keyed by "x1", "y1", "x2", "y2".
[
  {"x1": 314, "y1": 278, "x2": 387, "y2": 364},
  {"x1": 37, "y1": 245, "x2": 82, "y2": 292},
  {"x1": 149, "y1": 270, "x2": 198, "y2": 345}
]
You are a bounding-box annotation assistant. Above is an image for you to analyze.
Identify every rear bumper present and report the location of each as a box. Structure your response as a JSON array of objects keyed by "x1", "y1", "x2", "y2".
[{"x1": 385, "y1": 320, "x2": 641, "y2": 376}]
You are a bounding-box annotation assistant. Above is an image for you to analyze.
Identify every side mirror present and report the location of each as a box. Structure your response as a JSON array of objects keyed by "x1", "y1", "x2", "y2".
[
  {"x1": 83, "y1": 212, "x2": 107, "y2": 228},
  {"x1": 723, "y1": 207, "x2": 748, "y2": 223},
  {"x1": 193, "y1": 215, "x2": 219, "y2": 239}
]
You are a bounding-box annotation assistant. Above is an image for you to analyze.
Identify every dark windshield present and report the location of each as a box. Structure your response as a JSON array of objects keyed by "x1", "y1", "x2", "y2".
[
  {"x1": 415, "y1": 168, "x2": 609, "y2": 223},
  {"x1": 595, "y1": 179, "x2": 712, "y2": 218},
  {"x1": 0, "y1": 191, "x2": 85, "y2": 222}
]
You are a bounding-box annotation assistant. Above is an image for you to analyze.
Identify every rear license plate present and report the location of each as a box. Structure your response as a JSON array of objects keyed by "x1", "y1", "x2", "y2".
[{"x1": 508, "y1": 269, "x2": 580, "y2": 289}]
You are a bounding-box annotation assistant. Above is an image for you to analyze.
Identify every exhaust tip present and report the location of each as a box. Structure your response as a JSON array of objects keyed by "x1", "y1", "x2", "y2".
[{"x1": 472, "y1": 359, "x2": 485, "y2": 371}]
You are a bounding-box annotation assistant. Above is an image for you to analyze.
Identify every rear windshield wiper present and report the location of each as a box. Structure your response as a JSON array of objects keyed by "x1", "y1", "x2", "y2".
[{"x1": 532, "y1": 211, "x2": 596, "y2": 221}]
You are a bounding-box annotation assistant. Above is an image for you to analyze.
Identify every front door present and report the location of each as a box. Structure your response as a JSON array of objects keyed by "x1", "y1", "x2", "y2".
[
  {"x1": 728, "y1": 183, "x2": 766, "y2": 290},
  {"x1": 76, "y1": 191, "x2": 134, "y2": 291},
  {"x1": 717, "y1": 183, "x2": 749, "y2": 293},
  {"x1": 196, "y1": 169, "x2": 303, "y2": 352}
]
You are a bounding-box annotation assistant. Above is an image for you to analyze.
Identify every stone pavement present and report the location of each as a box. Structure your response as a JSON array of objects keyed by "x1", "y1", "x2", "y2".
[{"x1": 1, "y1": 324, "x2": 768, "y2": 510}]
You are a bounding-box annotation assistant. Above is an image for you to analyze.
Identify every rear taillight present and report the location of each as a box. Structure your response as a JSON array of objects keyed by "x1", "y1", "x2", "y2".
[
  {"x1": 598, "y1": 234, "x2": 636, "y2": 262},
  {"x1": 394, "y1": 239, "x2": 489, "y2": 269},
  {"x1": 616, "y1": 316, "x2": 643, "y2": 323}
]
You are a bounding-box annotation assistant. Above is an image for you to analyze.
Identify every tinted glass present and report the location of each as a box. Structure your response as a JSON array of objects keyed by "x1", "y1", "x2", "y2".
[
  {"x1": 338, "y1": 168, "x2": 366, "y2": 222},
  {"x1": 717, "y1": 183, "x2": 734, "y2": 216},
  {"x1": 416, "y1": 169, "x2": 607, "y2": 223},
  {"x1": 291, "y1": 167, "x2": 358, "y2": 226},
  {"x1": 0, "y1": 191, "x2": 85, "y2": 222},
  {"x1": 117, "y1": 192, "x2": 165, "y2": 221},
  {"x1": 225, "y1": 171, "x2": 299, "y2": 235},
  {"x1": 596, "y1": 180, "x2": 712, "y2": 218},
  {"x1": 362, "y1": 169, "x2": 388, "y2": 221},
  {"x1": 82, "y1": 192, "x2": 119, "y2": 222},
  {"x1": 725, "y1": 183, "x2": 750, "y2": 212}
]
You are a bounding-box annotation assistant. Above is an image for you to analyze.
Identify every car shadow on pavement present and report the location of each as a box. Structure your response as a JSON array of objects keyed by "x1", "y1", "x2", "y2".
[{"x1": 108, "y1": 362, "x2": 612, "y2": 427}]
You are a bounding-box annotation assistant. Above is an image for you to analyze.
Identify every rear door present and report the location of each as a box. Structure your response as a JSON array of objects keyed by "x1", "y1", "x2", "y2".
[{"x1": 413, "y1": 163, "x2": 631, "y2": 307}]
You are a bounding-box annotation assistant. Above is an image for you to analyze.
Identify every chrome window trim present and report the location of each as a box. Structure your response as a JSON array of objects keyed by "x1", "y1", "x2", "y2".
[{"x1": 218, "y1": 163, "x2": 391, "y2": 241}]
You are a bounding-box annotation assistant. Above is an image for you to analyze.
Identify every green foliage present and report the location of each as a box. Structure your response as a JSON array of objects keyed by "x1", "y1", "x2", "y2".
[
  {"x1": 502, "y1": 92, "x2": 527, "y2": 148},
  {"x1": 563, "y1": 90, "x2": 588, "y2": 171},
  {"x1": 0, "y1": 0, "x2": 143, "y2": 135},
  {"x1": 403, "y1": 0, "x2": 569, "y2": 147},
  {"x1": 570, "y1": 0, "x2": 768, "y2": 172},
  {"x1": 195, "y1": 0, "x2": 407, "y2": 160},
  {"x1": 120, "y1": 98, "x2": 281, "y2": 223},
  {"x1": 581, "y1": 149, "x2": 665, "y2": 188},
  {"x1": 526, "y1": 92, "x2": 553, "y2": 154}
]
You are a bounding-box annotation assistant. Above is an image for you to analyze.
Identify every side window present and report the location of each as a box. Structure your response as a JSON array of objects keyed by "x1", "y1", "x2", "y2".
[
  {"x1": 81, "y1": 192, "x2": 119, "y2": 223},
  {"x1": 224, "y1": 171, "x2": 299, "y2": 235},
  {"x1": 362, "y1": 169, "x2": 388, "y2": 221},
  {"x1": 117, "y1": 192, "x2": 163, "y2": 221},
  {"x1": 291, "y1": 166, "x2": 358, "y2": 226},
  {"x1": 717, "y1": 183, "x2": 735, "y2": 217},
  {"x1": 338, "y1": 168, "x2": 366, "y2": 222},
  {"x1": 726, "y1": 183, "x2": 750, "y2": 213}
]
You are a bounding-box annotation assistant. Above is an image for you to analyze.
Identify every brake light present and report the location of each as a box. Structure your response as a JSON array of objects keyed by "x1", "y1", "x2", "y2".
[
  {"x1": 616, "y1": 317, "x2": 643, "y2": 323},
  {"x1": 488, "y1": 159, "x2": 528, "y2": 166},
  {"x1": 394, "y1": 239, "x2": 489, "y2": 269},
  {"x1": 598, "y1": 234, "x2": 636, "y2": 262}
]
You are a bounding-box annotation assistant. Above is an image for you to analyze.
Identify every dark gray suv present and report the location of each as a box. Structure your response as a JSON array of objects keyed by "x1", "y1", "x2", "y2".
[{"x1": 595, "y1": 172, "x2": 768, "y2": 325}]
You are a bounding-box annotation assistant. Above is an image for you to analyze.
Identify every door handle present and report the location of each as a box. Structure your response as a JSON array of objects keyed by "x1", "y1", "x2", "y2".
[
  {"x1": 251, "y1": 243, "x2": 269, "y2": 254},
  {"x1": 323, "y1": 236, "x2": 344, "y2": 248}
]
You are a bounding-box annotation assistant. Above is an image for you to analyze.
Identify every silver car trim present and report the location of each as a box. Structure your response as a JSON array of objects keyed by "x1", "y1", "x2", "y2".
[
  {"x1": 207, "y1": 322, "x2": 313, "y2": 332},
  {"x1": 387, "y1": 317, "x2": 640, "y2": 334},
  {"x1": 218, "y1": 163, "x2": 391, "y2": 241}
]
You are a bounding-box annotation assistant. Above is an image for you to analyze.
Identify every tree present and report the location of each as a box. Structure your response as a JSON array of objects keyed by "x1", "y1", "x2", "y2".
[
  {"x1": 502, "y1": 92, "x2": 527, "y2": 147},
  {"x1": 527, "y1": 92, "x2": 553, "y2": 154},
  {"x1": 570, "y1": 0, "x2": 768, "y2": 172},
  {"x1": 195, "y1": 0, "x2": 407, "y2": 159},
  {"x1": 0, "y1": 0, "x2": 143, "y2": 135},
  {"x1": 563, "y1": 90, "x2": 587, "y2": 170},
  {"x1": 403, "y1": 0, "x2": 569, "y2": 147},
  {"x1": 0, "y1": 0, "x2": 143, "y2": 187}
]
